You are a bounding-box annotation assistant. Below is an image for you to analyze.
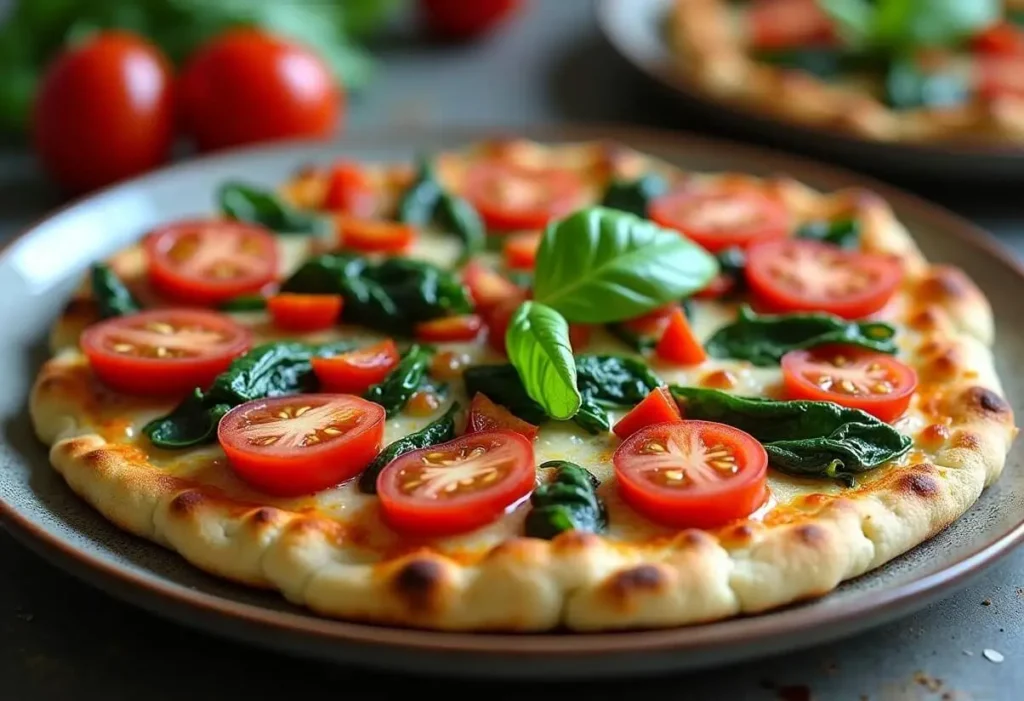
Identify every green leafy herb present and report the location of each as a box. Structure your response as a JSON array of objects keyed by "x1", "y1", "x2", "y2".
[
  {"x1": 280, "y1": 253, "x2": 473, "y2": 335},
  {"x1": 396, "y1": 156, "x2": 485, "y2": 264},
  {"x1": 217, "y1": 295, "x2": 268, "y2": 312},
  {"x1": 463, "y1": 364, "x2": 549, "y2": 425},
  {"x1": 818, "y1": 0, "x2": 999, "y2": 51},
  {"x1": 796, "y1": 218, "x2": 861, "y2": 249},
  {"x1": 357, "y1": 402, "x2": 460, "y2": 494},
  {"x1": 705, "y1": 305, "x2": 898, "y2": 366},
  {"x1": 143, "y1": 340, "x2": 354, "y2": 449},
  {"x1": 600, "y1": 173, "x2": 669, "y2": 217},
  {"x1": 364, "y1": 344, "x2": 434, "y2": 417},
  {"x1": 505, "y1": 301, "x2": 581, "y2": 421},
  {"x1": 218, "y1": 182, "x2": 330, "y2": 236},
  {"x1": 90, "y1": 263, "x2": 141, "y2": 318},
  {"x1": 670, "y1": 386, "x2": 913, "y2": 485},
  {"x1": 883, "y1": 57, "x2": 968, "y2": 109},
  {"x1": 524, "y1": 461, "x2": 608, "y2": 539},
  {"x1": 435, "y1": 193, "x2": 486, "y2": 265}
]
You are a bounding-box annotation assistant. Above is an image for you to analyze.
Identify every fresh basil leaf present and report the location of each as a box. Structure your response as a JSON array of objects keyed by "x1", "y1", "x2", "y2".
[
  {"x1": 670, "y1": 386, "x2": 912, "y2": 485},
  {"x1": 796, "y1": 218, "x2": 861, "y2": 249},
  {"x1": 90, "y1": 264, "x2": 141, "y2": 319},
  {"x1": 358, "y1": 402, "x2": 460, "y2": 494},
  {"x1": 435, "y1": 194, "x2": 486, "y2": 266},
  {"x1": 600, "y1": 174, "x2": 668, "y2": 217},
  {"x1": 505, "y1": 301, "x2": 581, "y2": 421},
  {"x1": 818, "y1": 0, "x2": 998, "y2": 50},
  {"x1": 364, "y1": 344, "x2": 434, "y2": 417},
  {"x1": 817, "y1": 0, "x2": 875, "y2": 47},
  {"x1": 706, "y1": 305, "x2": 897, "y2": 366},
  {"x1": 217, "y1": 295, "x2": 268, "y2": 312},
  {"x1": 397, "y1": 155, "x2": 443, "y2": 226},
  {"x1": 883, "y1": 57, "x2": 968, "y2": 109},
  {"x1": 524, "y1": 461, "x2": 608, "y2": 539},
  {"x1": 532, "y1": 207, "x2": 718, "y2": 324},
  {"x1": 218, "y1": 182, "x2": 331, "y2": 236}
]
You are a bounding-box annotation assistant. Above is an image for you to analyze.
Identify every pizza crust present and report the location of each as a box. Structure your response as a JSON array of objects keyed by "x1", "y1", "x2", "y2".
[{"x1": 29, "y1": 140, "x2": 1017, "y2": 631}]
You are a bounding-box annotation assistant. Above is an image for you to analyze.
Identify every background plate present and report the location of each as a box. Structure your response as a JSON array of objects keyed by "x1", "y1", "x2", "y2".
[
  {"x1": 595, "y1": 0, "x2": 1024, "y2": 182},
  {"x1": 1, "y1": 125, "x2": 1023, "y2": 679}
]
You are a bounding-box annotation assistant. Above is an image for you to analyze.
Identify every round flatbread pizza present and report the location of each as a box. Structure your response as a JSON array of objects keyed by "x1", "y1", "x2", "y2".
[
  {"x1": 668, "y1": 0, "x2": 1024, "y2": 145},
  {"x1": 30, "y1": 138, "x2": 1017, "y2": 632}
]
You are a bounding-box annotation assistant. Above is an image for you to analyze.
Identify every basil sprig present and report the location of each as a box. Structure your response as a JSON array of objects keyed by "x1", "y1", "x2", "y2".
[
  {"x1": 817, "y1": 0, "x2": 999, "y2": 51},
  {"x1": 505, "y1": 301, "x2": 580, "y2": 420},
  {"x1": 670, "y1": 387, "x2": 912, "y2": 486},
  {"x1": 218, "y1": 182, "x2": 330, "y2": 236},
  {"x1": 90, "y1": 264, "x2": 141, "y2": 319},
  {"x1": 705, "y1": 305, "x2": 898, "y2": 366}
]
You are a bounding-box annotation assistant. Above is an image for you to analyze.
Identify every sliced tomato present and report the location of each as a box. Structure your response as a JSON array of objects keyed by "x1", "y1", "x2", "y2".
[
  {"x1": 324, "y1": 161, "x2": 376, "y2": 217},
  {"x1": 414, "y1": 314, "x2": 484, "y2": 343},
  {"x1": 503, "y1": 230, "x2": 542, "y2": 270},
  {"x1": 649, "y1": 187, "x2": 791, "y2": 253},
  {"x1": 620, "y1": 303, "x2": 678, "y2": 342},
  {"x1": 462, "y1": 259, "x2": 523, "y2": 311},
  {"x1": 973, "y1": 22, "x2": 1024, "y2": 56},
  {"x1": 337, "y1": 216, "x2": 416, "y2": 253},
  {"x1": 569, "y1": 323, "x2": 592, "y2": 352},
  {"x1": 311, "y1": 340, "x2": 400, "y2": 394},
  {"x1": 781, "y1": 344, "x2": 918, "y2": 422},
  {"x1": 745, "y1": 239, "x2": 903, "y2": 319},
  {"x1": 748, "y1": 0, "x2": 835, "y2": 50},
  {"x1": 267, "y1": 293, "x2": 342, "y2": 332},
  {"x1": 976, "y1": 55, "x2": 1024, "y2": 100},
  {"x1": 80, "y1": 309, "x2": 252, "y2": 396},
  {"x1": 467, "y1": 392, "x2": 539, "y2": 441},
  {"x1": 655, "y1": 307, "x2": 707, "y2": 365},
  {"x1": 218, "y1": 394, "x2": 385, "y2": 496},
  {"x1": 145, "y1": 219, "x2": 279, "y2": 305},
  {"x1": 612, "y1": 387, "x2": 681, "y2": 440},
  {"x1": 693, "y1": 274, "x2": 736, "y2": 300},
  {"x1": 614, "y1": 421, "x2": 768, "y2": 529},
  {"x1": 464, "y1": 161, "x2": 585, "y2": 231},
  {"x1": 378, "y1": 429, "x2": 535, "y2": 535},
  {"x1": 482, "y1": 296, "x2": 522, "y2": 355}
]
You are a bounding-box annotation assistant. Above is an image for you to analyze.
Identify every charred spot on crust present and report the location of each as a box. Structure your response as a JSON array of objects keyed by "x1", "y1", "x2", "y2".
[
  {"x1": 248, "y1": 507, "x2": 280, "y2": 527},
  {"x1": 794, "y1": 524, "x2": 827, "y2": 547},
  {"x1": 926, "y1": 348, "x2": 961, "y2": 381},
  {"x1": 908, "y1": 307, "x2": 942, "y2": 332},
  {"x1": 169, "y1": 490, "x2": 205, "y2": 516},
  {"x1": 898, "y1": 470, "x2": 940, "y2": 498},
  {"x1": 724, "y1": 523, "x2": 755, "y2": 543},
  {"x1": 918, "y1": 423, "x2": 952, "y2": 447},
  {"x1": 610, "y1": 565, "x2": 663, "y2": 595},
  {"x1": 675, "y1": 529, "x2": 714, "y2": 549},
  {"x1": 969, "y1": 386, "x2": 1010, "y2": 416},
  {"x1": 954, "y1": 431, "x2": 982, "y2": 450},
  {"x1": 551, "y1": 531, "x2": 601, "y2": 552},
  {"x1": 393, "y1": 559, "x2": 443, "y2": 611},
  {"x1": 917, "y1": 266, "x2": 972, "y2": 302}
]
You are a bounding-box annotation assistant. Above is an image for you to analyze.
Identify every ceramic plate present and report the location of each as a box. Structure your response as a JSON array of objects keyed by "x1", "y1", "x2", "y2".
[
  {"x1": 1, "y1": 126, "x2": 1022, "y2": 679},
  {"x1": 595, "y1": 0, "x2": 1024, "y2": 182}
]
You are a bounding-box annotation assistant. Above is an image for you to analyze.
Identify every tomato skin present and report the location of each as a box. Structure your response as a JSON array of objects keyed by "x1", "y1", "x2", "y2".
[
  {"x1": 693, "y1": 274, "x2": 736, "y2": 300},
  {"x1": 144, "y1": 219, "x2": 280, "y2": 306},
  {"x1": 781, "y1": 345, "x2": 918, "y2": 422},
  {"x1": 464, "y1": 162, "x2": 584, "y2": 231},
  {"x1": 218, "y1": 394, "x2": 385, "y2": 496},
  {"x1": 483, "y1": 296, "x2": 523, "y2": 355},
  {"x1": 614, "y1": 421, "x2": 768, "y2": 529},
  {"x1": 420, "y1": 0, "x2": 524, "y2": 39},
  {"x1": 415, "y1": 314, "x2": 484, "y2": 343},
  {"x1": 324, "y1": 162, "x2": 377, "y2": 217},
  {"x1": 503, "y1": 231, "x2": 542, "y2": 270},
  {"x1": 655, "y1": 307, "x2": 707, "y2": 365},
  {"x1": 267, "y1": 294, "x2": 342, "y2": 332},
  {"x1": 377, "y1": 429, "x2": 536, "y2": 536},
  {"x1": 977, "y1": 55, "x2": 1024, "y2": 100},
  {"x1": 612, "y1": 388, "x2": 681, "y2": 440},
  {"x1": 467, "y1": 392, "x2": 539, "y2": 441},
  {"x1": 337, "y1": 216, "x2": 416, "y2": 253},
  {"x1": 748, "y1": 0, "x2": 835, "y2": 50},
  {"x1": 31, "y1": 31, "x2": 175, "y2": 194},
  {"x1": 569, "y1": 323, "x2": 593, "y2": 352},
  {"x1": 178, "y1": 29, "x2": 341, "y2": 152},
  {"x1": 973, "y1": 22, "x2": 1024, "y2": 56},
  {"x1": 649, "y1": 187, "x2": 790, "y2": 253},
  {"x1": 311, "y1": 340, "x2": 401, "y2": 394},
  {"x1": 80, "y1": 309, "x2": 252, "y2": 396},
  {"x1": 462, "y1": 260, "x2": 522, "y2": 311},
  {"x1": 745, "y1": 239, "x2": 903, "y2": 319}
]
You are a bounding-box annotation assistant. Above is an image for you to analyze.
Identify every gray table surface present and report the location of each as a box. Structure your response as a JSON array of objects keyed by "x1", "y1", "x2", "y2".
[{"x1": 3, "y1": 2, "x2": 1024, "y2": 699}]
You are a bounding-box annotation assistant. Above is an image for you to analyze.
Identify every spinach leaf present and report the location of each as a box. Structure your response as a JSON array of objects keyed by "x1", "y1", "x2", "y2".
[
  {"x1": 600, "y1": 173, "x2": 668, "y2": 217},
  {"x1": 90, "y1": 264, "x2": 141, "y2": 318},
  {"x1": 796, "y1": 218, "x2": 861, "y2": 249},
  {"x1": 357, "y1": 402, "x2": 460, "y2": 494},
  {"x1": 142, "y1": 340, "x2": 354, "y2": 449},
  {"x1": 364, "y1": 344, "x2": 434, "y2": 417},
  {"x1": 883, "y1": 57, "x2": 968, "y2": 109},
  {"x1": 463, "y1": 364, "x2": 549, "y2": 425},
  {"x1": 217, "y1": 295, "x2": 268, "y2": 312},
  {"x1": 524, "y1": 461, "x2": 608, "y2": 539},
  {"x1": 218, "y1": 182, "x2": 331, "y2": 236},
  {"x1": 669, "y1": 386, "x2": 912, "y2": 485},
  {"x1": 280, "y1": 253, "x2": 473, "y2": 335},
  {"x1": 574, "y1": 355, "x2": 663, "y2": 433},
  {"x1": 397, "y1": 156, "x2": 444, "y2": 226},
  {"x1": 705, "y1": 305, "x2": 898, "y2": 366},
  {"x1": 506, "y1": 302, "x2": 581, "y2": 421},
  {"x1": 435, "y1": 193, "x2": 486, "y2": 265},
  {"x1": 532, "y1": 207, "x2": 718, "y2": 324}
]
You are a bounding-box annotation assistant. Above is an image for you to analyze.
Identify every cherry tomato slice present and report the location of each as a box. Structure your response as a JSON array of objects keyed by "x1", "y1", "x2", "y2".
[
  {"x1": 612, "y1": 387, "x2": 682, "y2": 440},
  {"x1": 503, "y1": 231, "x2": 542, "y2": 270},
  {"x1": 781, "y1": 344, "x2": 918, "y2": 422},
  {"x1": 145, "y1": 219, "x2": 279, "y2": 306},
  {"x1": 976, "y1": 55, "x2": 1024, "y2": 100},
  {"x1": 414, "y1": 314, "x2": 484, "y2": 343},
  {"x1": 745, "y1": 239, "x2": 903, "y2": 319},
  {"x1": 311, "y1": 340, "x2": 401, "y2": 394},
  {"x1": 569, "y1": 323, "x2": 593, "y2": 352},
  {"x1": 693, "y1": 274, "x2": 736, "y2": 300},
  {"x1": 467, "y1": 392, "x2": 539, "y2": 441},
  {"x1": 267, "y1": 293, "x2": 342, "y2": 332},
  {"x1": 462, "y1": 260, "x2": 522, "y2": 311},
  {"x1": 655, "y1": 307, "x2": 707, "y2": 365},
  {"x1": 337, "y1": 216, "x2": 416, "y2": 253},
  {"x1": 649, "y1": 187, "x2": 791, "y2": 253},
  {"x1": 80, "y1": 309, "x2": 252, "y2": 396},
  {"x1": 377, "y1": 429, "x2": 535, "y2": 536},
  {"x1": 324, "y1": 162, "x2": 376, "y2": 217},
  {"x1": 218, "y1": 394, "x2": 385, "y2": 496},
  {"x1": 482, "y1": 296, "x2": 523, "y2": 355},
  {"x1": 614, "y1": 421, "x2": 768, "y2": 529},
  {"x1": 748, "y1": 0, "x2": 835, "y2": 50},
  {"x1": 464, "y1": 161, "x2": 585, "y2": 231},
  {"x1": 973, "y1": 22, "x2": 1024, "y2": 56}
]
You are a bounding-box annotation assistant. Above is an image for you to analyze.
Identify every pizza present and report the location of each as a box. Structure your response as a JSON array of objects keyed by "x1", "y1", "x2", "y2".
[
  {"x1": 668, "y1": 0, "x2": 1024, "y2": 145},
  {"x1": 29, "y1": 138, "x2": 1016, "y2": 632}
]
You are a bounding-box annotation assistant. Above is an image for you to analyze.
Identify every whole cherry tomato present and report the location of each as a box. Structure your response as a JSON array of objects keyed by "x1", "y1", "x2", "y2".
[
  {"x1": 178, "y1": 29, "x2": 341, "y2": 152},
  {"x1": 31, "y1": 31, "x2": 175, "y2": 194},
  {"x1": 419, "y1": 0, "x2": 524, "y2": 40}
]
